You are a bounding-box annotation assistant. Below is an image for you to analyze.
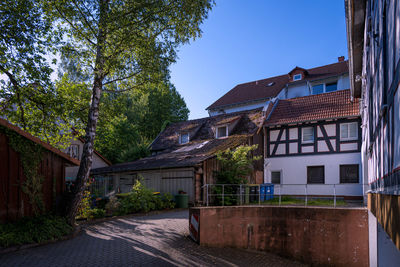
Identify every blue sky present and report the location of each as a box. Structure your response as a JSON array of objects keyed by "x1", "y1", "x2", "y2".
[{"x1": 169, "y1": 0, "x2": 348, "y2": 119}]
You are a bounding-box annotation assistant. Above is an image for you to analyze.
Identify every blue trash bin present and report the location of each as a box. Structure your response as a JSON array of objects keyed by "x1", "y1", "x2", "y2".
[
  {"x1": 263, "y1": 184, "x2": 274, "y2": 200},
  {"x1": 260, "y1": 185, "x2": 266, "y2": 201}
]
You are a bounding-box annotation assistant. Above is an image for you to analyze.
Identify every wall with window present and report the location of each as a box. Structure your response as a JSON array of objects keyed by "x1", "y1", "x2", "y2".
[
  {"x1": 265, "y1": 152, "x2": 362, "y2": 196},
  {"x1": 264, "y1": 118, "x2": 363, "y2": 197},
  {"x1": 283, "y1": 74, "x2": 350, "y2": 99}
]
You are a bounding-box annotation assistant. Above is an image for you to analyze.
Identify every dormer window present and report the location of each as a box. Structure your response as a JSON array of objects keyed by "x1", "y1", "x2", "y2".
[
  {"x1": 293, "y1": 74, "x2": 302, "y2": 81},
  {"x1": 179, "y1": 133, "x2": 189, "y2": 144},
  {"x1": 216, "y1": 125, "x2": 228, "y2": 138},
  {"x1": 312, "y1": 81, "x2": 338, "y2": 95}
]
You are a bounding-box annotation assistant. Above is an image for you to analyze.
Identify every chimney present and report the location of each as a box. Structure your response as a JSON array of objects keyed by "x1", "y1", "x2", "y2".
[{"x1": 338, "y1": 56, "x2": 345, "y2": 62}]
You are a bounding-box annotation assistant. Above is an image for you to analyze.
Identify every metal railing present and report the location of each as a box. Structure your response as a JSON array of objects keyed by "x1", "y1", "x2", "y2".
[
  {"x1": 90, "y1": 176, "x2": 114, "y2": 198},
  {"x1": 203, "y1": 183, "x2": 359, "y2": 208}
]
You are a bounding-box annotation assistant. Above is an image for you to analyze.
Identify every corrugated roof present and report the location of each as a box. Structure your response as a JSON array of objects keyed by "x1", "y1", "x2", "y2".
[
  {"x1": 207, "y1": 61, "x2": 349, "y2": 110},
  {"x1": 264, "y1": 89, "x2": 360, "y2": 126}
]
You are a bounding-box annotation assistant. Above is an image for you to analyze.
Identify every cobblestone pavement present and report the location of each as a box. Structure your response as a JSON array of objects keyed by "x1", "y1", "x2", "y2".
[{"x1": 0, "y1": 210, "x2": 307, "y2": 267}]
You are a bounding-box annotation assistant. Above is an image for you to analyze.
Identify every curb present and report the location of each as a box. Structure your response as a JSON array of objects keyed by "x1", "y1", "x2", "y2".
[
  {"x1": 78, "y1": 208, "x2": 189, "y2": 227},
  {"x1": 0, "y1": 225, "x2": 82, "y2": 255}
]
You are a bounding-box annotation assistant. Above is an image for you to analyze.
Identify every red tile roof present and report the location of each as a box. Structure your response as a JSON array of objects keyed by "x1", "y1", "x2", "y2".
[
  {"x1": 207, "y1": 61, "x2": 349, "y2": 110},
  {"x1": 264, "y1": 90, "x2": 360, "y2": 126}
]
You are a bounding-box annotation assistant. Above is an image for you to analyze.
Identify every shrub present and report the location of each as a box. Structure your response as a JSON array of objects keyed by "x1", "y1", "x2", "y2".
[
  {"x1": 115, "y1": 180, "x2": 176, "y2": 215},
  {"x1": 162, "y1": 193, "x2": 176, "y2": 209},
  {"x1": 105, "y1": 196, "x2": 120, "y2": 215},
  {"x1": 88, "y1": 209, "x2": 106, "y2": 219},
  {"x1": 76, "y1": 190, "x2": 91, "y2": 220},
  {"x1": 0, "y1": 215, "x2": 72, "y2": 248}
]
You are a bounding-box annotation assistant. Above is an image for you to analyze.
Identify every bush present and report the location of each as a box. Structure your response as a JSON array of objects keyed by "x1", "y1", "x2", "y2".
[
  {"x1": 105, "y1": 196, "x2": 120, "y2": 215},
  {"x1": 0, "y1": 215, "x2": 72, "y2": 248},
  {"x1": 88, "y1": 209, "x2": 106, "y2": 219},
  {"x1": 114, "y1": 180, "x2": 176, "y2": 216},
  {"x1": 162, "y1": 193, "x2": 176, "y2": 209}
]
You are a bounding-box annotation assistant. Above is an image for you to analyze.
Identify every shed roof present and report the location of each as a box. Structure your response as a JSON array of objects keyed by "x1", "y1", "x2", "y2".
[
  {"x1": 207, "y1": 61, "x2": 349, "y2": 110},
  {"x1": 0, "y1": 118, "x2": 80, "y2": 166}
]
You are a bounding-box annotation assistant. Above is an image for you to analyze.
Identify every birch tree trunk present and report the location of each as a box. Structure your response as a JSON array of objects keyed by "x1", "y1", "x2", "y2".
[{"x1": 66, "y1": 0, "x2": 108, "y2": 225}]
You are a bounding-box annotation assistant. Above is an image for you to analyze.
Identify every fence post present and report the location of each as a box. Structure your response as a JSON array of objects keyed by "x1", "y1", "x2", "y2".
[
  {"x1": 222, "y1": 185, "x2": 224, "y2": 206},
  {"x1": 279, "y1": 185, "x2": 281, "y2": 206},
  {"x1": 258, "y1": 184, "x2": 261, "y2": 205},
  {"x1": 334, "y1": 184, "x2": 336, "y2": 208},
  {"x1": 305, "y1": 184, "x2": 308, "y2": 206},
  {"x1": 239, "y1": 184, "x2": 242, "y2": 206},
  {"x1": 206, "y1": 184, "x2": 209, "y2": 206}
]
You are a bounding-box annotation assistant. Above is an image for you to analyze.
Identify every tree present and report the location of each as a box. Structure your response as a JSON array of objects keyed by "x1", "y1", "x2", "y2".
[
  {"x1": 95, "y1": 81, "x2": 189, "y2": 163},
  {"x1": 213, "y1": 145, "x2": 261, "y2": 205},
  {"x1": 46, "y1": 0, "x2": 213, "y2": 224},
  {"x1": 0, "y1": 0, "x2": 74, "y2": 148}
]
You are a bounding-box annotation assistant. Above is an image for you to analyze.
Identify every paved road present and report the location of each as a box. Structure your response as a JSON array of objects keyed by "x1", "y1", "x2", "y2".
[{"x1": 0, "y1": 210, "x2": 306, "y2": 266}]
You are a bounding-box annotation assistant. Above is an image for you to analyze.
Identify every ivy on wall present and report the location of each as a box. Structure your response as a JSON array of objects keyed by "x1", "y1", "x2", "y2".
[{"x1": 0, "y1": 125, "x2": 44, "y2": 214}]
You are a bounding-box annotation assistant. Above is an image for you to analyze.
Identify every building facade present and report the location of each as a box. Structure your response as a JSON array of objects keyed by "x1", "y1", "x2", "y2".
[
  {"x1": 346, "y1": 0, "x2": 400, "y2": 264},
  {"x1": 263, "y1": 90, "x2": 363, "y2": 198}
]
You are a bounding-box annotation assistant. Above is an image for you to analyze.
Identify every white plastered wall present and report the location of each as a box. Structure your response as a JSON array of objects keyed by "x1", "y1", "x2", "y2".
[{"x1": 264, "y1": 152, "x2": 362, "y2": 196}]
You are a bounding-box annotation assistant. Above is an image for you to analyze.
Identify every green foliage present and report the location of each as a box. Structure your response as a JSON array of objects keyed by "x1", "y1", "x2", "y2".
[
  {"x1": 115, "y1": 180, "x2": 175, "y2": 215},
  {"x1": 0, "y1": 0, "x2": 74, "y2": 149},
  {"x1": 0, "y1": 215, "x2": 72, "y2": 248},
  {"x1": 95, "y1": 82, "x2": 189, "y2": 163},
  {"x1": 215, "y1": 145, "x2": 261, "y2": 184},
  {"x1": 87, "y1": 208, "x2": 106, "y2": 219},
  {"x1": 0, "y1": 126, "x2": 44, "y2": 214},
  {"x1": 214, "y1": 145, "x2": 261, "y2": 206},
  {"x1": 76, "y1": 190, "x2": 91, "y2": 220}
]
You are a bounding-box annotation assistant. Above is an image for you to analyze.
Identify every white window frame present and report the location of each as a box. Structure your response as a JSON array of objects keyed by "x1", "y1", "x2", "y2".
[
  {"x1": 311, "y1": 81, "x2": 338, "y2": 95},
  {"x1": 302, "y1": 127, "x2": 314, "y2": 143},
  {"x1": 293, "y1": 74, "x2": 302, "y2": 81},
  {"x1": 216, "y1": 125, "x2": 228, "y2": 138},
  {"x1": 340, "y1": 122, "x2": 358, "y2": 141},
  {"x1": 179, "y1": 133, "x2": 190, "y2": 144}
]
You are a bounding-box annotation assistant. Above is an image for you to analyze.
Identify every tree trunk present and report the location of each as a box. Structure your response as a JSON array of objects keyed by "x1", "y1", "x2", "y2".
[{"x1": 65, "y1": 0, "x2": 108, "y2": 225}]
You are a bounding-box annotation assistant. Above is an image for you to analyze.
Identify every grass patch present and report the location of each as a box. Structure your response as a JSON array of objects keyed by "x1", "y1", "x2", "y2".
[
  {"x1": 0, "y1": 215, "x2": 73, "y2": 248},
  {"x1": 260, "y1": 196, "x2": 346, "y2": 206}
]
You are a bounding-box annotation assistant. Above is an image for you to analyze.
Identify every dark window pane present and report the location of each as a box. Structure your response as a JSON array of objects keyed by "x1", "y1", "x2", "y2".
[
  {"x1": 312, "y1": 84, "x2": 324, "y2": 95},
  {"x1": 217, "y1": 126, "x2": 227, "y2": 138},
  {"x1": 326, "y1": 82, "x2": 338, "y2": 92},
  {"x1": 307, "y1": 166, "x2": 325, "y2": 184},
  {"x1": 271, "y1": 171, "x2": 281, "y2": 184},
  {"x1": 340, "y1": 165, "x2": 359, "y2": 183}
]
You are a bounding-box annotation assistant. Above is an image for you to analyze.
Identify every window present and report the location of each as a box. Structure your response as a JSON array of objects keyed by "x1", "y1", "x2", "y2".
[
  {"x1": 302, "y1": 127, "x2": 314, "y2": 143},
  {"x1": 293, "y1": 74, "x2": 302, "y2": 81},
  {"x1": 216, "y1": 125, "x2": 228, "y2": 138},
  {"x1": 340, "y1": 164, "x2": 359, "y2": 183},
  {"x1": 340, "y1": 122, "x2": 358, "y2": 140},
  {"x1": 67, "y1": 144, "x2": 79, "y2": 160},
  {"x1": 312, "y1": 84, "x2": 324, "y2": 95},
  {"x1": 312, "y1": 82, "x2": 338, "y2": 95},
  {"x1": 307, "y1": 166, "x2": 325, "y2": 184},
  {"x1": 271, "y1": 171, "x2": 281, "y2": 184},
  {"x1": 179, "y1": 133, "x2": 189, "y2": 144},
  {"x1": 325, "y1": 82, "x2": 338, "y2": 92}
]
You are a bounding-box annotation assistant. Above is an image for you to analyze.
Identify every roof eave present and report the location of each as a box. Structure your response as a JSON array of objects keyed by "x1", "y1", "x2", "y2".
[
  {"x1": 345, "y1": 0, "x2": 366, "y2": 99},
  {"x1": 264, "y1": 115, "x2": 361, "y2": 128}
]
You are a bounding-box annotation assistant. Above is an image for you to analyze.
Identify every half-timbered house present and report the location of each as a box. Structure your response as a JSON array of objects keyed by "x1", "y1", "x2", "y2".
[
  {"x1": 262, "y1": 90, "x2": 363, "y2": 198},
  {"x1": 346, "y1": 0, "x2": 400, "y2": 263}
]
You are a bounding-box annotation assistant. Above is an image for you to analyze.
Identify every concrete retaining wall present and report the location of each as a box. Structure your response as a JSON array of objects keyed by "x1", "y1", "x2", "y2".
[{"x1": 190, "y1": 206, "x2": 369, "y2": 266}]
